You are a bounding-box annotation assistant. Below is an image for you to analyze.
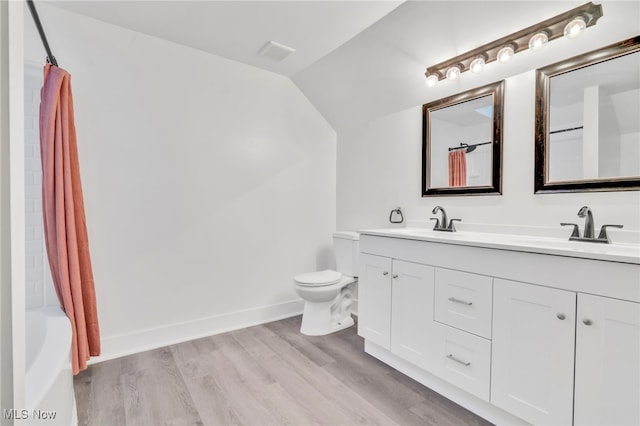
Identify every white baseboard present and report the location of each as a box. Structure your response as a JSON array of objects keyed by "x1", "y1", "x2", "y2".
[{"x1": 90, "y1": 299, "x2": 304, "y2": 364}]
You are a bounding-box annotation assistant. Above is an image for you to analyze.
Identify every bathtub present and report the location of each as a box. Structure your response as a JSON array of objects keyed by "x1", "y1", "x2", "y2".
[{"x1": 26, "y1": 307, "x2": 78, "y2": 425}]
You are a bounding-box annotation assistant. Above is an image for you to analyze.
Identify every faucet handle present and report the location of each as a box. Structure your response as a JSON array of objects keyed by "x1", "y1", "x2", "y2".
[
  {"x1": 560, "y1": 223, "x2": 580, "y2": 238},
  {"x1": 430, "y1": 217, "x2": 441, "y2": 230},
  {"x1": 448, "y1": 218, "x2": 461, "y2": 232},
  {"x1": 597, "y1": 224, "x2": 623, "y2": 243}
]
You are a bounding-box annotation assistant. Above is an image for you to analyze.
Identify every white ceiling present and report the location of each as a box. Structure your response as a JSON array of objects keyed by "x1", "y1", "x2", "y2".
[
  {"x1": 46, "y1": 0, "x2": 404, "y2": 77},
  {"x1": 44, "y1": 0, "x2": 640, "y2": 131},
  {"x1": 292, "y1": 1, "x2": 640, "y2": 130}
]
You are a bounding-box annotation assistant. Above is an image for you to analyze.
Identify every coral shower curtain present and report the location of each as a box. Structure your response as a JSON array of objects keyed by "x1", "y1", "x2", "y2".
[
  {"x1": 448, "y1": 149, "x2": 467, "y2": 187},
  {"x1": 40, "y1": 64, "x2": 100, "y2": 374}
]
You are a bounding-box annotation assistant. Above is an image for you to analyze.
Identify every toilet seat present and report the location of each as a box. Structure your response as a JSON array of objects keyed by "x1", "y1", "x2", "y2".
[{"x1": 294, "y1": 270, "x2": 343, "y2": 287}]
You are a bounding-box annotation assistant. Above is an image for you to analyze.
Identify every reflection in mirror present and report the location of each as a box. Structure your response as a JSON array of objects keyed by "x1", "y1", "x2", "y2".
[
  {"x1": 429, "y1": 96, "x2": 493, "y2": 188},
  {"x1": 422, "y1": 81, "x2": 504, "y2": 196},
  {"x1": 549, "y1": 51, "x2": 639, "y2": 181},
  {"x1": 535, "y1": 36, "x2": 640, "y2": 193}
]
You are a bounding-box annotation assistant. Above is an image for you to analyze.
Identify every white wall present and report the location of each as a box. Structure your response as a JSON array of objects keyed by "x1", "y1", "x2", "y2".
[
  {"x1": 335, "y1": 3, "x2": 640, "y2": 233},
  {"x1": 25, "y1": 5, "x2": 336, "y2": 360},
  {"x1": 2, "y1": 0, "x2": 26, "y2": 415},
  {"x1": 337, "y1": 69, "x2": 640, "y2": 232},
  {"x1": 1, "y1": 0, "x2": 13, "y2": 417}
]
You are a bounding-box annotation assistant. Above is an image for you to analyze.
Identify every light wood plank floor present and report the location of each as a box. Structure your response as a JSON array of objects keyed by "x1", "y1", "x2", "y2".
[{"x1": 74, "y1": 316, "x2": 493, "y2": 426}]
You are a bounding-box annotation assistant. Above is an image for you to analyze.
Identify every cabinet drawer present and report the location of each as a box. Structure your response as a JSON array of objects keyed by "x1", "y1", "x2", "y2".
[
  {"x1": 434, "y1": 268, "x2": 493, "y2": 339},
  {"x1": 431, "y1": 322, "x2": 492, "y2": 401}
]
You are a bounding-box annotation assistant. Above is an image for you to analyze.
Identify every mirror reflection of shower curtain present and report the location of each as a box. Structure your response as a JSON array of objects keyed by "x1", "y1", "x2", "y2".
[{"x1": 449, "y1": 150, "x2": 467, "y2": 187}]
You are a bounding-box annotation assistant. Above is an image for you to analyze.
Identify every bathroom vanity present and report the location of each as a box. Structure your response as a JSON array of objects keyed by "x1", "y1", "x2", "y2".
[{"x1": 357, "y1": 226, "x2": 640, "y2": 426}]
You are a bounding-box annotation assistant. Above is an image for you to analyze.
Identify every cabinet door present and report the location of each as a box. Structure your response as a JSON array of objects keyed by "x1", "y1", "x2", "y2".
[
  {"x1": 357, "y1": 253, "x2": 392, "y2": 349},
  {"x1": 391, "y1": 260, "x2": 435, "y2": 369},
  {"x1": 491, "y1": 279, "x2": 576, "y2": 426},
  {"x1": 574, "y1": 294, "x2": 640, "y2": 426}
]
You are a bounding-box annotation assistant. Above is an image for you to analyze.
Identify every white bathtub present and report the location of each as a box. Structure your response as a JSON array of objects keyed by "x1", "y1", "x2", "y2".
[{"x1": 26, "y1": 307, "x2": 78, "y2": 425}]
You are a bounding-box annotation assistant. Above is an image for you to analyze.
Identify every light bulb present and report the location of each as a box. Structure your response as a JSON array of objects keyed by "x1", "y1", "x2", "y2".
[
  {"x1": 446, "y1": 65, "x2": 462, "y2": 80},
  {"x1": 426, "y1": 73, "x2": 439, "y2": 87},
  {"x1": 529, "y1": 31, "x2": 549, "y2": 51},
  {"x1": 497, "y1": 44, "x2": 515, "y2": 63},
  {"x1": 564, "y1": 15, "x2": 587, "y2": 39},
  {"x1": 470, "y1": 55, "x2": 487, "y2": 73}
]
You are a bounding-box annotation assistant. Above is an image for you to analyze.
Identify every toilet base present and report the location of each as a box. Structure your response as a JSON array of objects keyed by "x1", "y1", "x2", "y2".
[{"x1": 299, "y1": 299, "x2": 354, "y2": 336}]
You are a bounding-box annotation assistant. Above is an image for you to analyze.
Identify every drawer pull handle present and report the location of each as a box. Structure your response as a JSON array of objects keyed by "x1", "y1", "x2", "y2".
[
  {"x1": 447, "y1": 354, "x2": 471, "y2": 366},
  {"x1": 382, "y1": 271, "x2": 389, "y2": 276},
  {"x1": 448, "y1": 297, "x2": 472, "y2": 306},
  {"x1": 583, "y1": 319, "x2": 593, "y2": 326},
  {"x1": 392, "y1": 274, "x2": 399, "y2": 279}
]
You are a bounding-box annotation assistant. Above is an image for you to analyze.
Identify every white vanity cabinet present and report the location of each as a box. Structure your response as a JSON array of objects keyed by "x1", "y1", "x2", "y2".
[
  {"x1": 574, "y1": 294, "x2": 640, "y2": 426},
  {"x1": 432, "y1": 269, "x2": 493, "y2": 400},
  {"x1": 434, "y1": 268, "x2": 493, "y2": 339},
  {"x1": 389, "y1": 260, "x2": 435, "y2": 369},
  {"x1": 357, "y1": 252, "x2": 435, "y2": 361},
  {"x1": 491, "y1": 279, "x2": 577, "y2": 426},
  {"x1": 357, "y1": 232, "x2": 640, "y2": 426},
  {"x1": 492, "y1": 281, "x2": 640, "y2": 426},
  {"x1": 357, "y1": 253, "x2": 392, "y2": 349}
]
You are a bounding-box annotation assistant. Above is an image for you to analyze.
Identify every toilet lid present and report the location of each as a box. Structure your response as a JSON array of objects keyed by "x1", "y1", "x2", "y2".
[{"x1": 294, "y1": 270, "x2": 343, "y2": 287}]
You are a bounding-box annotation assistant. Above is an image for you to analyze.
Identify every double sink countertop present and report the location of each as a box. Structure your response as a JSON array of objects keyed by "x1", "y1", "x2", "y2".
[{"x1": 358, "y1": 222, "x2": 640, "y2": 265}]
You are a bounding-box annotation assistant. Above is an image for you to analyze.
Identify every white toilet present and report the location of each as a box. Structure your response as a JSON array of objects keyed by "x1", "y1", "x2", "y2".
[{"x1": 294, "y1": 231, "x2": 359, "y2": 336}]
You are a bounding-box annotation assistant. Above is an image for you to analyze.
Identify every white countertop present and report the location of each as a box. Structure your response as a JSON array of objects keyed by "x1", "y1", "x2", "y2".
[{"x1": 358, "y1": 224, "x2": 640, "y2": 265}]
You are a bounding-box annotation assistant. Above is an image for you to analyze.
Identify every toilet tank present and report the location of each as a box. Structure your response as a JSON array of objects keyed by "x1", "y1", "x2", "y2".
[{"x1": 333, "y1": 231, "x2": 360, "y2": 277}]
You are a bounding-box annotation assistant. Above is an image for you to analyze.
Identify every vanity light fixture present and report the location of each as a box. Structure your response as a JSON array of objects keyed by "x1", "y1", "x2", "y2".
[
  {"x1": 564, "y1": 14, "x2": 588, "y2": 39},
  {"x1": 424, "y1": 2, "x2": 603, "y2": 86},
  {"x1": 446, "y1": 64, "x2": 463, "y2": 80},
  {"x1": 470, "y1": 54, "x2": 487, "y2": 73},
  {"x1": 497, "y1": 43, "x2": 516, "y2": 63},
  {"x1": 529, "y1": 30, "x2": 550, "y2": 51},
  {"x1": 425, "y1": 71, "x2": 442, "y2": 87}
]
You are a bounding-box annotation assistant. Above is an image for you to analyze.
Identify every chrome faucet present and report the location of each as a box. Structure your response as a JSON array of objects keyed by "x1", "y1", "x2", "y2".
[
  {"x1": 578, "y1": 206, "x2": 595, "y2": 238},
  {"x1": 561, "y1": 206, "x2": 623, "y2": 244},
  {"x1": 431, "y1": 206, "x2": 461, "y2": 232},
  {"x1": 432, "y1": 206, "x2": 448, "y2": 230}
]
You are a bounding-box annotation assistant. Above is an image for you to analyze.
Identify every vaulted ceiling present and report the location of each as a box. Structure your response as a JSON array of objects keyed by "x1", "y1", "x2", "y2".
[
  {"x1": 46, "y1": 1, "x2": 404, "y2": 77},
  {"x1": 46, "y1": 1, "x2": 640, "y2": 131}
]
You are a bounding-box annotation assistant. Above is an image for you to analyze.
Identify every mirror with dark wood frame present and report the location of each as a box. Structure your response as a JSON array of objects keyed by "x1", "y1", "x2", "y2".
[
  {"x1": 535, "y1": 36, "x2": 640, "y2": 193},
  {"x1": 422, "y1": 80, "x2": 504, "y2": 197}
]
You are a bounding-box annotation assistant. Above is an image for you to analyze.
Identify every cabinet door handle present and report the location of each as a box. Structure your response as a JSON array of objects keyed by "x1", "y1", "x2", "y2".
[
  {"x1": 382, "y1": 271, "x2": 389, "y2": 276},
  {"x1": 448, "y1": 297, "x2": 472, "y2": 306},
  {"x1": 446, "y1": 354, "x2": 471, "y2": 366},
  {"x1": 557, "y1": 313, "x2": 566, "y2": 320},
  {"x1": 583, "y1": 319, "x2": 593, "y2": 326},
  {"x1": 392, "y1": 274, "x2": 398, "y2": 279}
]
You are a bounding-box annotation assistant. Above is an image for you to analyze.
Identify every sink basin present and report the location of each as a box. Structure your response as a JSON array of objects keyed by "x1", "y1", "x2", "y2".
[
  {"x1": 374, "y1": 228, "x2": 465, "y2": 238},
  {"x1": 510, "y1": 237, "x2": 640, "y2": 258}
]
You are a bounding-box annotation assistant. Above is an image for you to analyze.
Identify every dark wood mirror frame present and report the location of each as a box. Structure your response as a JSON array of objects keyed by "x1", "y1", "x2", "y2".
[
  {"x1": 422, "y1": 80, "x2": 504, "y2": 197},
  {"x1": 534, "y1": 36, "x2": 640, "y2": 193}
]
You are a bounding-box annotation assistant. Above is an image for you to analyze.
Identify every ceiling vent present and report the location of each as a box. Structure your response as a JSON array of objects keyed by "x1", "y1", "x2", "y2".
[{"x1": 258, "y1": 41, "x2": 296, "y2": 62}]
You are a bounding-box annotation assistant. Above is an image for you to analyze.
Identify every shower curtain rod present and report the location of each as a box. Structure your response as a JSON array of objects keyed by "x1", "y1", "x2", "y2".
[
  {"x1": 26, "y1": 0, "x2": 58, "y2": 66},
  {"x1": 449, "y1": 141, "x2": 491, "y2": 152},
  {"x1": 550, "y1": 125, "x2": 583, "y2": 135}
]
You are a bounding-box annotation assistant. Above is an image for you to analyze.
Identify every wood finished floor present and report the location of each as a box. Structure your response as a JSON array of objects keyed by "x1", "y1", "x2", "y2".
[{"x1": 74, "y1": 316, "x2": 493, "y2": 426}]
